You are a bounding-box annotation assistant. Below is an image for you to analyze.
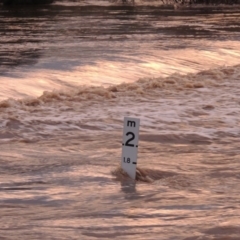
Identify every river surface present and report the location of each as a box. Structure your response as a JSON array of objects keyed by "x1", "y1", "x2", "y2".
[{"x1": 0, "y1": 0, "x2": 240, "y2": 239}]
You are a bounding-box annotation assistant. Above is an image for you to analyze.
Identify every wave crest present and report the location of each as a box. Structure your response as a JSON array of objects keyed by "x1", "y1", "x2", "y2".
[{"x1": 0, "y1": 64, "x2": 239, "y2": 109}]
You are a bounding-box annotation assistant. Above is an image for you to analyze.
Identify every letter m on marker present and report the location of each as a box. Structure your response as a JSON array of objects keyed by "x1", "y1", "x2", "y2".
[{"x1": 127, "y1": 120, "x2": 136, "y2": 127}]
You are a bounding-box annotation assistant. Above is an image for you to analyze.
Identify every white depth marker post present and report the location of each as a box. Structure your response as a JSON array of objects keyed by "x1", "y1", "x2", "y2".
[{"x1": 121, "y1": 117, "x2": 140, "y2": 179}]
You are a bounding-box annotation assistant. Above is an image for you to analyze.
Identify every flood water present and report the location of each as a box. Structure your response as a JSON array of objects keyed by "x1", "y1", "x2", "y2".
[{"x1": 0, "y1": 0, "x2": 240, "y2": 239}]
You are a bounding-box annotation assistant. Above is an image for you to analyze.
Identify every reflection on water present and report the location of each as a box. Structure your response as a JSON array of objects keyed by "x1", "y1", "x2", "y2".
[
  {"x1": 0, "y1": 3, "x2": 240, "y2": 238},
  {"x1": 0, "y1": 1, "x2": 240, "y2": 99},
  {"x1": 0, "y1": 134, "x2": 239, "y2": 239}
]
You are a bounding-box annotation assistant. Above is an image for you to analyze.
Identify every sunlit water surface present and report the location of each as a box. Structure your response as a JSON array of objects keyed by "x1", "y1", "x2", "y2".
[{"x1": 0, "y1": 0, "x2": 240, "y2": 239}]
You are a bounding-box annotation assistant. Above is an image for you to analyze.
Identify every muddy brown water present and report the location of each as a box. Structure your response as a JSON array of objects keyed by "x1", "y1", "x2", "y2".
[{"x1": 0, "y1": 1, "x2": 240, "y2": 239}]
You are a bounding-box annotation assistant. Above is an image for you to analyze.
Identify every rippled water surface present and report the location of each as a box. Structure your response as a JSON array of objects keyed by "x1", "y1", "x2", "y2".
[
  {"x1": 0, "y1": 1, "x2": 240, "y2": 239},
  {"x1": 1, "y1": 0, "x2": 240, "y2": 99}
]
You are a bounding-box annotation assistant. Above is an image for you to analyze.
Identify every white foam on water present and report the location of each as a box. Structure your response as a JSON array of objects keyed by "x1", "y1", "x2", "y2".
[
  {"x1": 1, "y1": 40, "x2": 240, "y2": 101},
  {"x1": 1, "y1": 64, "x2": 240, "y2": 143}
]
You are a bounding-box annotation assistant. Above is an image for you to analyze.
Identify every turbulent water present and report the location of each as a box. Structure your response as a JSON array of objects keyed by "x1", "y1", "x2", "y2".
[{"x1": 0, "y1": 0, "x2": 240, "y2": 239}]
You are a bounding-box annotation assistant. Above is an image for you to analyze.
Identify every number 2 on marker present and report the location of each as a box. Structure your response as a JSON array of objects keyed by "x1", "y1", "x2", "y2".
[{"x1": 125, "y1": 132, "x2": 135, "y2": 147}]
